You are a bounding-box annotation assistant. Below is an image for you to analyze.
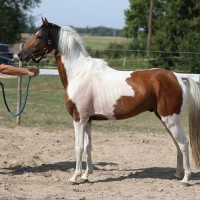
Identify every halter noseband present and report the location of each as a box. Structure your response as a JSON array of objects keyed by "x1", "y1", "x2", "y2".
[{"x1": 31, "y1": 42, "x2": 51, "y2": 66}]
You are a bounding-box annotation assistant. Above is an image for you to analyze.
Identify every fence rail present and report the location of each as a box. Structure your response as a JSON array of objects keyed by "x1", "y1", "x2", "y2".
[{"x1": 39, "y1": 69, "x2": 200, "y2": 83}]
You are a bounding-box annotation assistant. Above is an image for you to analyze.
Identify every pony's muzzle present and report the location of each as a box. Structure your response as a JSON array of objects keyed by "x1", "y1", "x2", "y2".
[{"x1": 18, "y1": 50, "x2": 30, "y2": 62}]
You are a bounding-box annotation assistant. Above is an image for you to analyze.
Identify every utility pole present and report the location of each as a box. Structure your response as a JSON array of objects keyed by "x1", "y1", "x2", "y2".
[{"x1": 147, "y1": 0, "x2": 154, "y2": 56}]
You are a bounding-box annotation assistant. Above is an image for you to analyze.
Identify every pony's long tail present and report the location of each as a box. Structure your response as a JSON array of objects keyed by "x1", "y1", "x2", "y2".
[{"x1": 184, "y1": 77, "x2": 200, "y2": 169}]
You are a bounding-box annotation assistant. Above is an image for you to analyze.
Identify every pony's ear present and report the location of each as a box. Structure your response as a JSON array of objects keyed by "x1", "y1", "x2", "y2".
[{"x1": 42, "y1": 17, "x2": 49, "y2": 27}]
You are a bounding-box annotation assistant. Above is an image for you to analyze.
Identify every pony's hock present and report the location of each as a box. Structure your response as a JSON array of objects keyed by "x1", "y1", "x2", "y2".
[{"x1": 18, "y1": 18, "x2": 200, "y2": 185}]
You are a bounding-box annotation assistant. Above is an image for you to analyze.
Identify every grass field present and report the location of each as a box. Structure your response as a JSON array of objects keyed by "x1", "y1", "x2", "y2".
[
  {"x1": 83, "y1": 36, "x2": 130, "y2": 49},
  {"x1": 0, "y1": 76, "x2": 189, "y2": 135}
]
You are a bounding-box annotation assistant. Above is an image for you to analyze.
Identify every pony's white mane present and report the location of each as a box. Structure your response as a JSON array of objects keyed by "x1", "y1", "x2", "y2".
[{"x1": 58, "y1": 26, "x2": 88, "y2": 59}]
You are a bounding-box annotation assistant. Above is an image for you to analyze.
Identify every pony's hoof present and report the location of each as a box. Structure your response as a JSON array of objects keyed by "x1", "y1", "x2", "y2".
[
  {"x1": 68, "y1": 180, "x2": 78, "y2": 185},
  {"x1": 181, "y1": 182, "x2": 189, "y2": 187},
  {"x1": 77, "y1": 178, "x2": 89, "y2": 184}
]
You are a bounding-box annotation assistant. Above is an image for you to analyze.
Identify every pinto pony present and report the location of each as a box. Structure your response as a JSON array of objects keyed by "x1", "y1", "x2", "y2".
[{"x1": 18, "y1": 18, "x2": 200, "y2": 186}]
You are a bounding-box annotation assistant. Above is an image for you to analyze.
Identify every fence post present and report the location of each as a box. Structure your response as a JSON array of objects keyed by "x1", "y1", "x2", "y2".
[
  {"x1": 16, "y1": 43, "x2": 23, "y2": 125},
  {"x1": 123, "y1": 57, "x2": 126, "y2": 66}
]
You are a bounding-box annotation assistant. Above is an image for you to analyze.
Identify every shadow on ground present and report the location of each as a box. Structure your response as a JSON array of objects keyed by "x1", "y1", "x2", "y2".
[{"x1": 1, "y1": 161, "x2": 200, "y2": 185}]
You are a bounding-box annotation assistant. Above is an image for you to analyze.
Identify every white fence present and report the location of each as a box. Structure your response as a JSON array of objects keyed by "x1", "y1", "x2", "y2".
[{"x1": 39, "y1": 69, "x2": 200, "y2": 83}]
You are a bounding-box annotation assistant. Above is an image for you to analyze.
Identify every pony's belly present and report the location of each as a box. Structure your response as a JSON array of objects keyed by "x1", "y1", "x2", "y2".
[
  {"x1": 94, "y1": 110, "x2": 116, "y2": 120},
  {"x1": 93, "y1": 98, "x2": 119, "y2": 119}
]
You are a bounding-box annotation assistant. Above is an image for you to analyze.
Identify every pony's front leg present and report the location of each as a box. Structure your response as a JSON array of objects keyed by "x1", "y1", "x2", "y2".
[
  {"x1": 79, "y1": 122, "x2": 93, "y2": 183},
  {"x1": 69, "y1": 118, "x2": 88, "y2": 185}
]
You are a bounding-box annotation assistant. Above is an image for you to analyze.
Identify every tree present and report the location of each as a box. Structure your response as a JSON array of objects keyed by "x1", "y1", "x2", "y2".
[
  {"x1": 0, "y1": 0, "x2": 41, "y2": 44},
  {"x1": 124, "y1": 0, "x2": 200, "y2": 72},
  {"x1": 123, "y1": 0, "x2": 163, "y2": 51},
  {"x1": 124, "y1": 0, "x2": 150, "y2": 38}
]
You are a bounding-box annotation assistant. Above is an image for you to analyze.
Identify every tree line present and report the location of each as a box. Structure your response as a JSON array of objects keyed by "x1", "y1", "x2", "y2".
[
  {"x1": 73, "y1": 26, "x2": 123, "y2": 37},
  {"x1": 24, "y1": 26, "x2": 124, "y2": 37}
]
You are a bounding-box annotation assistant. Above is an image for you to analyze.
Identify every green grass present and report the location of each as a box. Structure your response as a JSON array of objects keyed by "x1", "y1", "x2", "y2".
[
  {"x1": 83, "y1": 36, "x2": 130, "y2": 49},
  {"x1": 0, "y1": 76, "x2": 189, "y2": 134}
]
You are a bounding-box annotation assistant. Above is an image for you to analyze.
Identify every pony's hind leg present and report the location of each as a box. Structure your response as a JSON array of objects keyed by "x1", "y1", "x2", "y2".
[
  {"x1": 160, "y1": 120, "x2": 184, "y2": 179},
  {"x1": 173, "y1": 142, "x2": 184, "y2": 179},
  {"x1": 161, "y1": 114, "x2": 191, "y2": 185}
]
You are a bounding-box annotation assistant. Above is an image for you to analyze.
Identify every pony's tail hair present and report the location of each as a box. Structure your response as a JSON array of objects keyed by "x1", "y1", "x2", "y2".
[{"x1": 185, "y1": 77, "x2": 200, "y2": 169}]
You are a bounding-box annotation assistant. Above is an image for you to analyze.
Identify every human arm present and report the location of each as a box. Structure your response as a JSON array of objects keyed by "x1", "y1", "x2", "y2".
[{"x1": 0, "y1": 64, "x2": 39, "y2": 77}]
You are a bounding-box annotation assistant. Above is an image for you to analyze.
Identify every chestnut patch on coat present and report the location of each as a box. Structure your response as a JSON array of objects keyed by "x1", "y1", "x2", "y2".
[
  {"x1": 56, "y1": 55, "x2": 68, "y2": 89},
  {"x1": 64, "y1": 93, "x2": 80, "y2": 121},
  {"x1": 114, "y1": 69, "x2": 182, "y2": 119}
]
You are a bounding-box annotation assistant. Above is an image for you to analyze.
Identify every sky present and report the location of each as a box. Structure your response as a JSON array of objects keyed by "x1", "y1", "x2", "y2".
[{"x1": 31, "y1": 0, "x2": 130, "y2": 29}]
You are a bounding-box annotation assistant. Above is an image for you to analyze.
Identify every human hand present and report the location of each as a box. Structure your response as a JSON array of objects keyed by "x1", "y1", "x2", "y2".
[{"x1": 27, "y1": 68, "x2": 40, "y2": 77}]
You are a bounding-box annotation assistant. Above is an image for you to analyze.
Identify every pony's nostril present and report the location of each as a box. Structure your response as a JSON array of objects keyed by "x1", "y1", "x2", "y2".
[{"x1": 18, "y1": 52, "x2": 24, "y2": 61}]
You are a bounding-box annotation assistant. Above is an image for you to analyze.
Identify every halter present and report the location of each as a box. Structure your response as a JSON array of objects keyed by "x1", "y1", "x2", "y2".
[
  {"x1": 31, "y1": 30, "x2": 53, "y2": 66},
  {"x1": 31, "y1": 51, "x2": 47, "y2": 67}
]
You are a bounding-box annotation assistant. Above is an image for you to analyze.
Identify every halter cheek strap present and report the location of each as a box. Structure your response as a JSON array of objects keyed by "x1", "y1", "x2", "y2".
[{"x1": 31, "y1": 50, "x2": 48, "y2": 67}]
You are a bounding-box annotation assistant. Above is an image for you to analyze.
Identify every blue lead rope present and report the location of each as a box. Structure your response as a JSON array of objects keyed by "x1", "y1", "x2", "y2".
[{"x1": 0, "y1": 77, "x2": 31, "y2": 116}]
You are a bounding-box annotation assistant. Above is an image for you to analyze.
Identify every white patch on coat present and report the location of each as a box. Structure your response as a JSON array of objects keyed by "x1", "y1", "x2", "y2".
[
  {"x1": 160, "y1": 113, "x2": 189, "y2": 151},
  {"x1": 61, "y1": 54, "x2": 135, "y2": 119},
  {"x1": 174, "y1": 72, "x2": 188, "y2": 111}
]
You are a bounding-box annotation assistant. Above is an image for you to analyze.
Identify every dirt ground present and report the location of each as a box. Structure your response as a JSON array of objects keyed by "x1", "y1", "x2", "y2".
[{"x1": 0, "y1": 126, "x2": 199, "y2": 200}]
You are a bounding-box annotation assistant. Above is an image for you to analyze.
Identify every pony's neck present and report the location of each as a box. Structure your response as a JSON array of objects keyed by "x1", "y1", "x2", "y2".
[
  {"x1": 57, "y1": 25, "x2": 101, "y2": 83},
  {"x1": 61, "y1": 51, "x2": 92, "y2": 82},
  {"x1": 62, "y1": 48, "x2": 83, "y2": 65}
]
